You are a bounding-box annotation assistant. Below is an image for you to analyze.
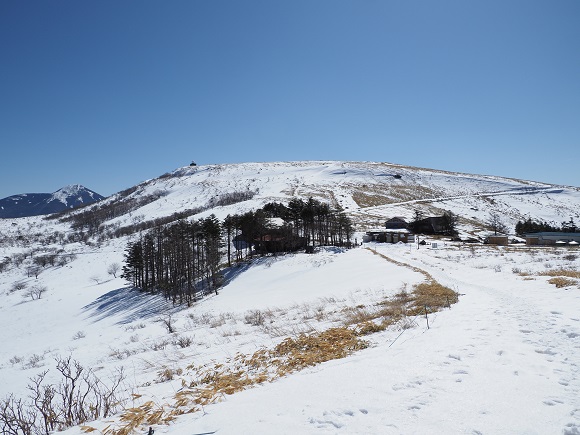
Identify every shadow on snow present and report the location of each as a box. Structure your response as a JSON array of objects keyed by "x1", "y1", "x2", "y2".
[
  {"x1": 82, "y1": 287, "x2": 185, "y2": 325},
  {"x1": 81, "y1": 253, "x2": 322, "y2": 325}
]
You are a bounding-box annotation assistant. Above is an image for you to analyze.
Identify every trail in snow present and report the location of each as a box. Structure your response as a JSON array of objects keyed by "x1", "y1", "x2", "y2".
[{"x1": 377, "y1": 244, "x2": 580, "y2": 433}]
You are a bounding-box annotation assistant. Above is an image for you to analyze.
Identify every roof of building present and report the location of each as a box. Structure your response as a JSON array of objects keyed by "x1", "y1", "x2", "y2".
[
  {"x1": 525, "y1": 232, "x2": 580, "y2": 237},
  {"x1": 367, "y1": 228, "x2": 411, "y2": 234}
]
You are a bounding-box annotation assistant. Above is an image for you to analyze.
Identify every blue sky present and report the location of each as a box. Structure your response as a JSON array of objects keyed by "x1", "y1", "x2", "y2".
[{"x1": 1, "y1": 0, "x2": 579, "y2": 199}]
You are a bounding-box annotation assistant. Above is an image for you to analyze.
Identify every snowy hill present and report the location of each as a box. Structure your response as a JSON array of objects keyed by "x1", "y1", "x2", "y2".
[
  {"x1": 62, "y1": 161, "x2": 580, "y2": 236},
  {"x1": 0, "y1": 161, "x2": 579, "y2": 434},
  {"x1": 0, "y1": 184, "x2": 104, "y2": 218}
]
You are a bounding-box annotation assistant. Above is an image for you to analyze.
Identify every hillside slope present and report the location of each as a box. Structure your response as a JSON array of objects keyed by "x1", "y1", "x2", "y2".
[
  {"x1": 58, "y1": 161, "x2": 580, "y2": 237},
  {"x1": 0, "y1": 161, "x2": 579, "y2": 434}
]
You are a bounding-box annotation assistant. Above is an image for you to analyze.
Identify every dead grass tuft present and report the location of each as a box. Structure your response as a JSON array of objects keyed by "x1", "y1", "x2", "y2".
[
  {"x1": 410, "y1": 281, "x2": 458, "y2": 313},
  {"x1": 547, "y1": 277, "x2": 577, "y2": 288},
  {"x1": 271, "y1": 327, "x2": 369, "y2": 376},
  {"x1": 366, "y1": 247, "x2": 459, "y2": 315},
  {"x1": 355, "y1": 320, "x2": 389, "y2": 335},
  {"x1": 538, "y1": 269, "x2": 580, "y2": 279}
]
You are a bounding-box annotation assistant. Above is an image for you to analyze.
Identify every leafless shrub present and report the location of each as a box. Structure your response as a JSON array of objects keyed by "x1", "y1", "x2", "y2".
[
  {"x1": 244, "y1": 310, "x2": 265, "y2": 326},
  {"x1": 0, "y1": 356, "x2": 126, "y2": 434},
  {"x1": 221, "y1": 328, "x2": 242, "y2": 337},
  {"x1": 564, "y1": 254, "x2": 577, "y2": 262},
  {"x1": 24, "y1": 354, "x2": 45, "y2": 369},
  {"x1": 26, "y1": 265, "x2": 42, "y2": 279},
  {"x1": 149, "y1": 339, "x2": 171, "y2": 352},
  {"x1": 159, "y1": 314, "x2": 176, "y2": 334},
  {"x1": 23, "y1": 285, "x2": 47, "y2": 301},
  {"x1": 107, "y1": 262, "x2": 121, "y2": 278},
  {"x1": 209, "y1": 314, "x2": 227, "y2": 329},
  {"x1": 108, "y1": 348, "x2": 137, "y2": 360},
  {"x1": 0, "y1": 394, "x2": 36, "y2": 435},
  {"x1": 90, "y1": 275, "x2": 102, "y2": 285},
  {"x1": 313, "y1": 306, "x2": 327, "y2": 321},
  {"x1": 9, "y1": 281, "x2": 27, "y2": 294},
  {"x1": 72, "y1": 331, "x2": 86, "y2": 340},
  {"x1": 174, "y1": 335, "x2": 193, "y2": 348},
  {"x1": 9, "y1": 356, "x2": 23, "y2": 366},
  {"x1": 188, "y1": 312, "x2": 217, "y2": 326}
]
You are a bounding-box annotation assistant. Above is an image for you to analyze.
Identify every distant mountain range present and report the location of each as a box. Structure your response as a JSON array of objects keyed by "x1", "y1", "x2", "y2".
[{"x1": 0, "y1": 184, "x2": 104, "y2": 218}]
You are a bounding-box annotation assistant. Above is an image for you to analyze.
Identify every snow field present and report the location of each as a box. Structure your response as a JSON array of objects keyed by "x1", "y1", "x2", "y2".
[{"x1": 1, "y1": 160, "x2": 579, "y2": 434}]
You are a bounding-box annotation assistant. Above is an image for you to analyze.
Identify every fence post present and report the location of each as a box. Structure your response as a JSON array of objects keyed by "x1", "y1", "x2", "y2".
[{"x1": 425, "y1": 305, "x2": 429, "y2": 329}]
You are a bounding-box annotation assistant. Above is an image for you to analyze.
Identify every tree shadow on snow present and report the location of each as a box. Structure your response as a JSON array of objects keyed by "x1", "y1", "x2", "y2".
[{"x1": 82, "y1": 287, "x2": 184, "y2": 325}]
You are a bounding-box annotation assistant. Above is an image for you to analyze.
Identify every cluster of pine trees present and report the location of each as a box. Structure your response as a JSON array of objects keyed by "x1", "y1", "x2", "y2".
[
  {"x1": 122, "y1": 198, "x2": 353, "y2": 305},
  {"x1": 265, "y1": 197, "x2": 353, "y2": 245},
  {"x1": 515, "y1": 217, "x2": 577, "y2": 236},
  {"x1": 122, "y1": 215, "x2": 222, "y2": 306}
]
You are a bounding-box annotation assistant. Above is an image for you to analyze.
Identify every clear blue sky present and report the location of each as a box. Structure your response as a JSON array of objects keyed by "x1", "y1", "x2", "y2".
[{"x1": 1, "y1": 0, "x2": 579, "y2": 198}]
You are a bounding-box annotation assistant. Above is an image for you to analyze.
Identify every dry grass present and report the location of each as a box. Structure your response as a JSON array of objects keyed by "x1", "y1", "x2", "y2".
[
  {"x1": 409, "y1": 281, "x2": 458, "y2": 314},
  {"x1": 365, "y1": 248, "x2": 458, "y2": 315},
  {"x1": 351, "y1": 184, "x2": 440, "y2": 208},
  {"x1": 538, "y1": 269, "x2": 580, "y2": 279},
  {"x1": 547, "y1": 277, "x2": 577, "y2": 288},
  {"x1": 105, "y1": 326, "x2": 372, "y2": 434},
  {"x1": 351, "y1": 191, "x2": 393, "y2": 208}
]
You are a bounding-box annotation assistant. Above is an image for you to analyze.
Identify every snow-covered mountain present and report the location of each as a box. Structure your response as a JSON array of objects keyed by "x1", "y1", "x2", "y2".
[
  {"x1": 70, "y1": 160, "x2": 579, "y2": 237},
  {"x1": 0, "y1": 184, "x2": 104, "y2": 218},
  {"x1": 1, "y1": 161, "x2": 579, "y2": 434}
]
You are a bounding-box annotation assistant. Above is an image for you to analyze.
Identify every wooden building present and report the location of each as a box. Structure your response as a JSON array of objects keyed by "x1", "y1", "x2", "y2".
[
  {"x1": 485, "y1": 235, "x2": 509, "y2": 246},
  {"x1": 364, "y1": 229, "x2": 415, "y2": 244},
  {"x1": 525, "y1": 232, "x2": 580, "y2": 246}
]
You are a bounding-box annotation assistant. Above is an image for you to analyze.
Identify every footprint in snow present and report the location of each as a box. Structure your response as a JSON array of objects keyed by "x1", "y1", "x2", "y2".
[{"x1": 543, "y1": 398, "x2": 564, "y2": 406}]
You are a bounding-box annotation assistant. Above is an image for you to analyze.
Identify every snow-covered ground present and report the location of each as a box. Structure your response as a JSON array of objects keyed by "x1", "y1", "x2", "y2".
[
  {"x1": 1, "y1": 161, "x2": 580, "y2": 434},
  {"x1": 1, "y1": 242, "x2": 579, "y2": 434}
]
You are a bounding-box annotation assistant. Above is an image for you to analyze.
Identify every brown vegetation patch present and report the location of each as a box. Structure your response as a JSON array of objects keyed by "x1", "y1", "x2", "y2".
[
  {"x1": 538, "y1": 269, "x2": 580, "y2": 279},
  {"x1": 547, "y1": 277, "x2": 577, "y2": 288},
  {"x1": 409, "y1": 281, "x2": 459, "y2": 314},
  {"x1": 351, "y1": 184, "x2": 441, "y2": 208},
  {"x1": 365, "y1": 248, "x2": 458, "y2": 315}
]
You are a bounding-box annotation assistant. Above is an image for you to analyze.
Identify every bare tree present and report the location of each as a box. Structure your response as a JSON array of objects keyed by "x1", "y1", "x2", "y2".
[
  {"x1": 26, "y1": 266, "x2": 42, "y2": 279},
  {"x1": 159, "y1": 313, "x2": 176, "y2": 334},
  {"x1": 107, "y1": 262, "x2": 121, "y2": 278},
  {"x1": 486, "y1": 211, "x2": 508, "y2": 235},
  {"x1": 23, "y1": 285, "x2": 47, "y2": 301}
]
